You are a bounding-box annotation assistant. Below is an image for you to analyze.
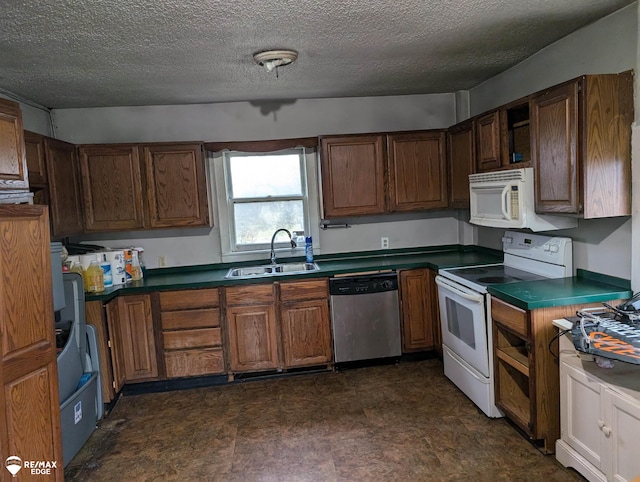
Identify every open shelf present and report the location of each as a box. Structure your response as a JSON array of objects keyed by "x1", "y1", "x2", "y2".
[
  {"x1": 496, "y1": 346, "x2": 529, "y2": 376},
  {"x1": 496, "y1": 358, "x2": 531, "y2": 434}
]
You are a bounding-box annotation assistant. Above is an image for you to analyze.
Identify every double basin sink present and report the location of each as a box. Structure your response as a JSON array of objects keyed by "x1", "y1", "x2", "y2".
[{"x1": 225, "y1": 262, "x2": 321, "y2": 279}]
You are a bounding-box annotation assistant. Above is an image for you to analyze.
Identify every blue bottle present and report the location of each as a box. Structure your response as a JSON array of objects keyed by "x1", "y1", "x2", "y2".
[{"x1": 305, "y1": 236, "x2": 314, "y2": 263}]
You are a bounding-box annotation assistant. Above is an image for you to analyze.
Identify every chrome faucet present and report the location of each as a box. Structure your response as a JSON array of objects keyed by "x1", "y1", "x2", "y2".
[{"x1": 270, "y1": 228, "x2": 297, "y2": 265}]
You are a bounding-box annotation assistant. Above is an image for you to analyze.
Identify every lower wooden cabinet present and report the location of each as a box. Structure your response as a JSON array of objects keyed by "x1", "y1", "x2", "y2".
[
  {"x1": 224, "y1": 279, "x2": 332, "y2": 374},
  {"x1": 280, "y1": 279, "x2": 332, "y2": 368},
  {"x1": 399, "y1": 268, "x2": 436, "y2": 352},
  {"x1": 85, "y1": 300, "x2": 117, "y2": 403},
  {"x1": 227, "y1": 303, "x2": 279, "y2": 372},
  {"x1": 0, "y1": 205, "x2": 63, "y2": 477},
  {"x1": 491, "y1": 296, "x2": 623, "y2": 453},
  {"x1": 158, "y1": 288, "x2": 225, "y2": 377},
  {"x1": 106, "y1": 294, "x2": 159, "y2": 385}
]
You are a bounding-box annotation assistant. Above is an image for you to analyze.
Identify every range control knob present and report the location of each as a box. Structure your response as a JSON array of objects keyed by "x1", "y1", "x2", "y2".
[{"x1": 549, "y1": 244, "x2": 559, "y2": 253}]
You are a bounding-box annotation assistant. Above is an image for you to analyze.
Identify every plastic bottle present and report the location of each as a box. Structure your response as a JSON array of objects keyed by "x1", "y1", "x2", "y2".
[
  {"x1": 84, "y1": 260, "x2": 105, "y2": 293},
  {"x1": 98, "y1": 253, "x2": 113, "y2": 288},
  {"x1": 305, "y1": 236, "x2": 314, "y2": 264}
]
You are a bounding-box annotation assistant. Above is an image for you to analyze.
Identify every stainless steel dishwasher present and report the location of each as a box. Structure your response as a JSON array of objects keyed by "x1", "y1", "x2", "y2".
[{"x1": 330, "y1": 272, "x2": 402, "y2": 363}]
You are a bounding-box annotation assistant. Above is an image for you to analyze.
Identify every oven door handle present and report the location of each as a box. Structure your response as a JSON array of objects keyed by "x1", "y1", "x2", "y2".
[{"x1": 435, "y1": 276, "x2": 484, "y2": 303}]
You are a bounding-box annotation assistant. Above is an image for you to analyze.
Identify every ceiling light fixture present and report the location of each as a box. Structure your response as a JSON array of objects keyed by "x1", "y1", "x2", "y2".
[{"x1": 253, "y1": 49, "x2": 298, "y2": 74}]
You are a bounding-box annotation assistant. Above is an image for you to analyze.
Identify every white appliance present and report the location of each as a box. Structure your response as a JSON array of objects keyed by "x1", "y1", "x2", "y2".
[
  {"x1": 435, "y1": 231, "x2": 573, "y2": 418},
  {"x1": 469, "y1": 167, "x2": 577, "y2": 231}
]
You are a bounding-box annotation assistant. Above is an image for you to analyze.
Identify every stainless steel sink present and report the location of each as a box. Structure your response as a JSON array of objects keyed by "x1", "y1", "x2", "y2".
[{"x1": 225, "y1": 262, "x2": 320, "y2": 279}]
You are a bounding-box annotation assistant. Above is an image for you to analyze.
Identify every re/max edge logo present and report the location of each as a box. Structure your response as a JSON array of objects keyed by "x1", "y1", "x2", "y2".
[{"x1": 5, "y1": 456, "x2": 59, "y2": 477}]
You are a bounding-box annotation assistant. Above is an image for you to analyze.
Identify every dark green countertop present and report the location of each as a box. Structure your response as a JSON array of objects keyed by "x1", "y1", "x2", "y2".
[
  {"x1": 487, "y1": 269, "x2": 632, "y2": 310},
  {"x1": 85, "y1": 245, "x2": 503, "y2": 302}
]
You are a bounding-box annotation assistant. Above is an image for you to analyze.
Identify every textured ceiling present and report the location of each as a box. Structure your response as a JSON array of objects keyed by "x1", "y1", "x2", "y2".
[{"x1": 0, "y1": 0, "x2": 634, "y2": 109}]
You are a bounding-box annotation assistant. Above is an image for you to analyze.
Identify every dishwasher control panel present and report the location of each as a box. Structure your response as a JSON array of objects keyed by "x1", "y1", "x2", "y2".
[{"x1": 329, "y1": 272, "x2": 398, "y2": 295}]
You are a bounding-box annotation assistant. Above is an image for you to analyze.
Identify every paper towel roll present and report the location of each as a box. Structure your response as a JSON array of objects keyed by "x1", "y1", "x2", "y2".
[{"x1": 105, "y1": 250, "x2": 127, "y2": 286}]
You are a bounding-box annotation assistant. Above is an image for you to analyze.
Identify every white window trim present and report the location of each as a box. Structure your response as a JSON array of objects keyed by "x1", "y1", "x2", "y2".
[{"x1": 211, "y1": 147, "x2": 321, "y2": 263}]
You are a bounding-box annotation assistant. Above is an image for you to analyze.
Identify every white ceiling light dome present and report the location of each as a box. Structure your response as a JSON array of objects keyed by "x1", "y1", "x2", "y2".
[{"x1": 253, "y1": 49, "x2": 298, "y2": 72}]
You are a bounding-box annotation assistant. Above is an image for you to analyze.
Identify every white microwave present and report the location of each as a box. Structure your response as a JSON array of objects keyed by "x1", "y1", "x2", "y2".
[{"x1": 469, "y1": 168, "x2": 577, "y2": 232}]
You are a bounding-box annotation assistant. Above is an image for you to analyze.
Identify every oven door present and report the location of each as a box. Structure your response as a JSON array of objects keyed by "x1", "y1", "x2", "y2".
[{"x1": 435, "y1": 275, "x2": 490, "y2": 377}]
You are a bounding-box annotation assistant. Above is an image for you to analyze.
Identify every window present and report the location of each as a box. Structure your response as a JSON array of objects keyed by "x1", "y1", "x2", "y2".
[{"x1": 213, "y1": 147, "x2": 319, "y2": 260}]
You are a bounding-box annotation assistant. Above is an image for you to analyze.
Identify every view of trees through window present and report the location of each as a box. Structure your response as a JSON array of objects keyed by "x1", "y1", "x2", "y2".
[{"x1": 227, "y1": 152, "x2": 307, "y2": 247}]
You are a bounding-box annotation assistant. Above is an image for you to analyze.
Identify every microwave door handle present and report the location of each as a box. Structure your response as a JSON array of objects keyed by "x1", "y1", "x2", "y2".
[{"x1": 502, "y1": 186, "x2": 512, "y2": 220}]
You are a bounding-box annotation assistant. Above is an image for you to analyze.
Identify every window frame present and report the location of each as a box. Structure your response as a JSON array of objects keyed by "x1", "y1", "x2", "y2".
[
  {"x1": 211, "y1": 146, "x2": 321, "y2": 263},
  {"x1": 223, "y1": 148, "x2": 309, "y2": 252}
]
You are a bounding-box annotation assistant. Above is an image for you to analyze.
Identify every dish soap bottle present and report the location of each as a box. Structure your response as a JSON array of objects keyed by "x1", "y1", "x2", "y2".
[
  {"x1": 305, "y1": 236, "x2": 314, "y2": 264},
  {"x1": 84, "y1": 260, "x2": 105, "y2": 293}
]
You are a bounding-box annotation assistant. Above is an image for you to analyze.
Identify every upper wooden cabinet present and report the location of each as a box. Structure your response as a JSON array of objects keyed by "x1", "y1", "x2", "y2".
[
  {"x1": 79, "y1": 142, "x2": 209, "y2": 232},
  {"x1": 447, "y1": 120, "x2": 475, "y2": 208},
  {"x1": 45, "y1": 137, "x2": 84, "y2": 237},
  {"x1": 320, "y1": 131, "x2": 448, "y2": 218},
  {"x1": 24, "y1": 131, "x2": 84, "y2": 237},
  {"x1": 79, "y1": 144, "x2": 145, "y2": 231},
  {"x1": 320, "y1": 134, "x2": 386, "y2": 217},
  {"x1": 474, "y1": 111, "x2": 501, "y2": 172},
  {"x1": 0, "y1": 98, "x2": 29, "y2": 194},
  {"x1": 531, "y1": 73, "x2": 633, "y2": 218},
  {"x1": 387, "y1": 131, "x2": 447, "y2": 212},
  {"x1": 24, "y1": 130, "x2": 47, "y2": 186},
  {"x1": 142, "y1": 143, "x2": 209, "y2": 228}
]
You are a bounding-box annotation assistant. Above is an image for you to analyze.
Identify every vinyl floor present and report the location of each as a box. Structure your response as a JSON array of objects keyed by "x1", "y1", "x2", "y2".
[{"x1": 65, "y1": 359, "x2": 584, "y2": 481}]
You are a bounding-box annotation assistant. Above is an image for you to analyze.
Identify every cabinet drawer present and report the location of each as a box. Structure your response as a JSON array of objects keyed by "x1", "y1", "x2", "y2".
[
  {"x1": 492, "y1": 297, "x2": 528, "y2": 338},
  {"x1": 280, "y1": 279, "x2": 328, "y2": 302},
  {"x1": 225, "y1": 284, "x2": 274, "y2": 305},
  {"x1": 163, "y1": 327, "x2": 221, "y2": 350},
  {"x1": 164, "y1": 348, "x2": 224, "y2": 378},
  {"x1": 159, "y1": 288, "x2": 219, "y2": 311},
  {"x1": 161, "y1": 308, "x2": 220, "y2": 330}
]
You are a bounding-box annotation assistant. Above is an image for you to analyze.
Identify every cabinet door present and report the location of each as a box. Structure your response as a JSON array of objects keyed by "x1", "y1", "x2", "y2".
[
  {"x1": 475, "y1": 111, "x2": 501, "y2": 172},
  {"x1": 447, "y1": 121, "x2": 474, "y2": 208},
  {"x1": 0, "y1": 205, "x2": 63, "y2": 475},
  {"x1": 560, "y1": 362, "x2": 604, "y2": 470},
  {"x1": 530, "y1": 82, "x2": 580, "y2": 214},
  {"x1": 142, "y1": 143, "x2": 209, "y2": 228},
  {"x1": 320, "y1": 135, "x2": 386, "y2": 217},
  {"x1": 78, "y1": 144, "x2": 145, "y2": 231},
  {"x1": 603, "y1": 388, "x2": 640, "y2": 482},
  {"x1": 387, "y1": 131, "x2": 448, "y2": 212},
  {"x1": 399, "y1": 269, "x2": 434, "y2": 352},
  {"x1": 24, "y1": 130, "x2": 47, "y2": 186},
  {"x1": 226, "y1": 304, "x2": 279, "y2": 372},
  {"x1": 0, "y1": 98, "x2": 29, "y2": 191},
  {"x1": 85, "y1": 300, "x2": 117, "y2": 403},
  {"x1": 108, "y1": 295, "x2": 158, "y2": 382},
  {"x1": 281, "y1": 299, "x2": 332, "y2": 368},
  {"x1": 45, "y1": 137, "x2": 84, "y2": 237}
]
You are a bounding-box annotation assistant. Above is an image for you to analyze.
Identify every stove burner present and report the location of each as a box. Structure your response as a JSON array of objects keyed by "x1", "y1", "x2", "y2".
[{"x1": 476, "y1": 276, "x2": 517, "y2": 284}]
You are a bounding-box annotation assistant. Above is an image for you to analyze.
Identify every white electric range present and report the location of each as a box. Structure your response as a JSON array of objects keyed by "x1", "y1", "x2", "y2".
[{"x1": 435, "y1": 231, "x2": 573, "y2": 417}]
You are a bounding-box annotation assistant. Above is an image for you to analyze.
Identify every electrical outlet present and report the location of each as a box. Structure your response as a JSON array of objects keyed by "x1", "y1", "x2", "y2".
[
  {"x1": 381, "y1": 237, "x2": 389, "y2": 249},
  {"x1": 158, "y1": 256, "x2": 167, "y2": 267}
]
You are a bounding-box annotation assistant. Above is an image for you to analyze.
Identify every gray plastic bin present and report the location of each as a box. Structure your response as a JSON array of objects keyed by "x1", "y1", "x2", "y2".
[{"x1": 59, "y1": 372, "x2": 98, "y2": 467}]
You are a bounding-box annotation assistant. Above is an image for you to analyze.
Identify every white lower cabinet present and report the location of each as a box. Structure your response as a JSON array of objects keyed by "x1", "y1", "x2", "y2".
[{"x1": 557, "y1": 360, "x2": 640, "y2": 482}]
